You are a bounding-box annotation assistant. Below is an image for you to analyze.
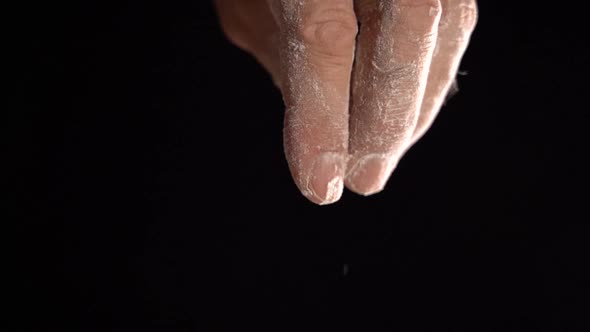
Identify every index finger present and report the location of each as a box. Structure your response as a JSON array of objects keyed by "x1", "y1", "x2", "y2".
[{"x1": 269, "y1": 0, "x2": 358, "y2": 205}]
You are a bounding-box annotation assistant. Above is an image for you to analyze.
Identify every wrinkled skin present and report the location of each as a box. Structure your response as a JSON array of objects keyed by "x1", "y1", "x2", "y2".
[{"x1": 215, "y1": 0, "x2": 477, "y2": 205}]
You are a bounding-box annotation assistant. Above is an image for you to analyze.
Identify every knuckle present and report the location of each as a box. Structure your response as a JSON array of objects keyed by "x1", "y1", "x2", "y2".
[
  {"x1": 393, "y1": 0, "x2": 442, "y2": 32},
  {"x1": 397, "y1": 0, "x2": 442, "y2": 17},
  {"x1": 456, "y1": 0, "x2": 478, "y2": 32},
  {"x1": 398, "y1": 0, "x2": 442, "y2": 9},
  {"x1": 299, "y1": 10, "x2": 358, "y2": 56}
]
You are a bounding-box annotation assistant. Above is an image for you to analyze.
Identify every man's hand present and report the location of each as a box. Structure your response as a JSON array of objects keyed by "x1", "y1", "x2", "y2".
[{"x1": 215, "y1": 0, "x2": 477, "y2": 205}]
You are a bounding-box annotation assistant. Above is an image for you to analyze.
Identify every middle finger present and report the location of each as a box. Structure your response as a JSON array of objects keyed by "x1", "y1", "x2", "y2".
[{"x1": 346, "y1": 0, "x2": 442, "y2": 195}]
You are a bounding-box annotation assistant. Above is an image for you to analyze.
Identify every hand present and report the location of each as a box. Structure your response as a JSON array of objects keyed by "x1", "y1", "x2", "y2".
[{"x1": 215, "y1": 0, "x2": 477, "y2": 205}]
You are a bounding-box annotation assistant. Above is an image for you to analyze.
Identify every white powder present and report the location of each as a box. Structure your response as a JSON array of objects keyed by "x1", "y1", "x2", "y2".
[{"x1": 350, "y1": 0, "x2": 440, "y2": 158}]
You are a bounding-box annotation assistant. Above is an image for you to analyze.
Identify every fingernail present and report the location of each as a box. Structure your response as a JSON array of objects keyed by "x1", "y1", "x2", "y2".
[
  {"x1": 346, "y1": 154, "x2": 395, "y2": 196},
  {"x1": 306, "y1": 153, "x2": 345, "y2": 205}
]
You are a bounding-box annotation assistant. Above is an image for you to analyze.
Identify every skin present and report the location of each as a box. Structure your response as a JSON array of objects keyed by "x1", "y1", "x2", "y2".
[{"x1": 214, "y1": 0, "x2": 478, "y2": 205}]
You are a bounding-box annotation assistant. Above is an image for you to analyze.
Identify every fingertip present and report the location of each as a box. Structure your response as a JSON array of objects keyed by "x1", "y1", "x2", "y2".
[
  {"x1": 302, "y1": 152, "x2": 346, "y2": 205},
  {"x1": 345, "y1": 154, "x2": 398, "y2": 196}
]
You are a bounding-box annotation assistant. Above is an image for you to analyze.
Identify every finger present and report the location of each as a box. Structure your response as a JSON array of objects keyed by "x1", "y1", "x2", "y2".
[
  {"x1": 411, "y1": 0, "x2": 478, "y2": 142},
  {"x1": 269, "y1": 0, "x2": 358, "y2": 205},
  {"x1": 346, "y1": 0, "x2": 442, "y2": 195}
]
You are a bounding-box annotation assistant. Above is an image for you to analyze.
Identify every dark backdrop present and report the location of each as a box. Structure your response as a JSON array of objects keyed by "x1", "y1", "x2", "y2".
[{"x1": 15, "y1": 1, "x2": 589, "y2": 330}]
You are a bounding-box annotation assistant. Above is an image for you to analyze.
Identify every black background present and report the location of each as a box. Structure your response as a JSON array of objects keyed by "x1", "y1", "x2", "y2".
[{"x1": 15, "y1": 1, "x2": 589, "y2": 330}]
